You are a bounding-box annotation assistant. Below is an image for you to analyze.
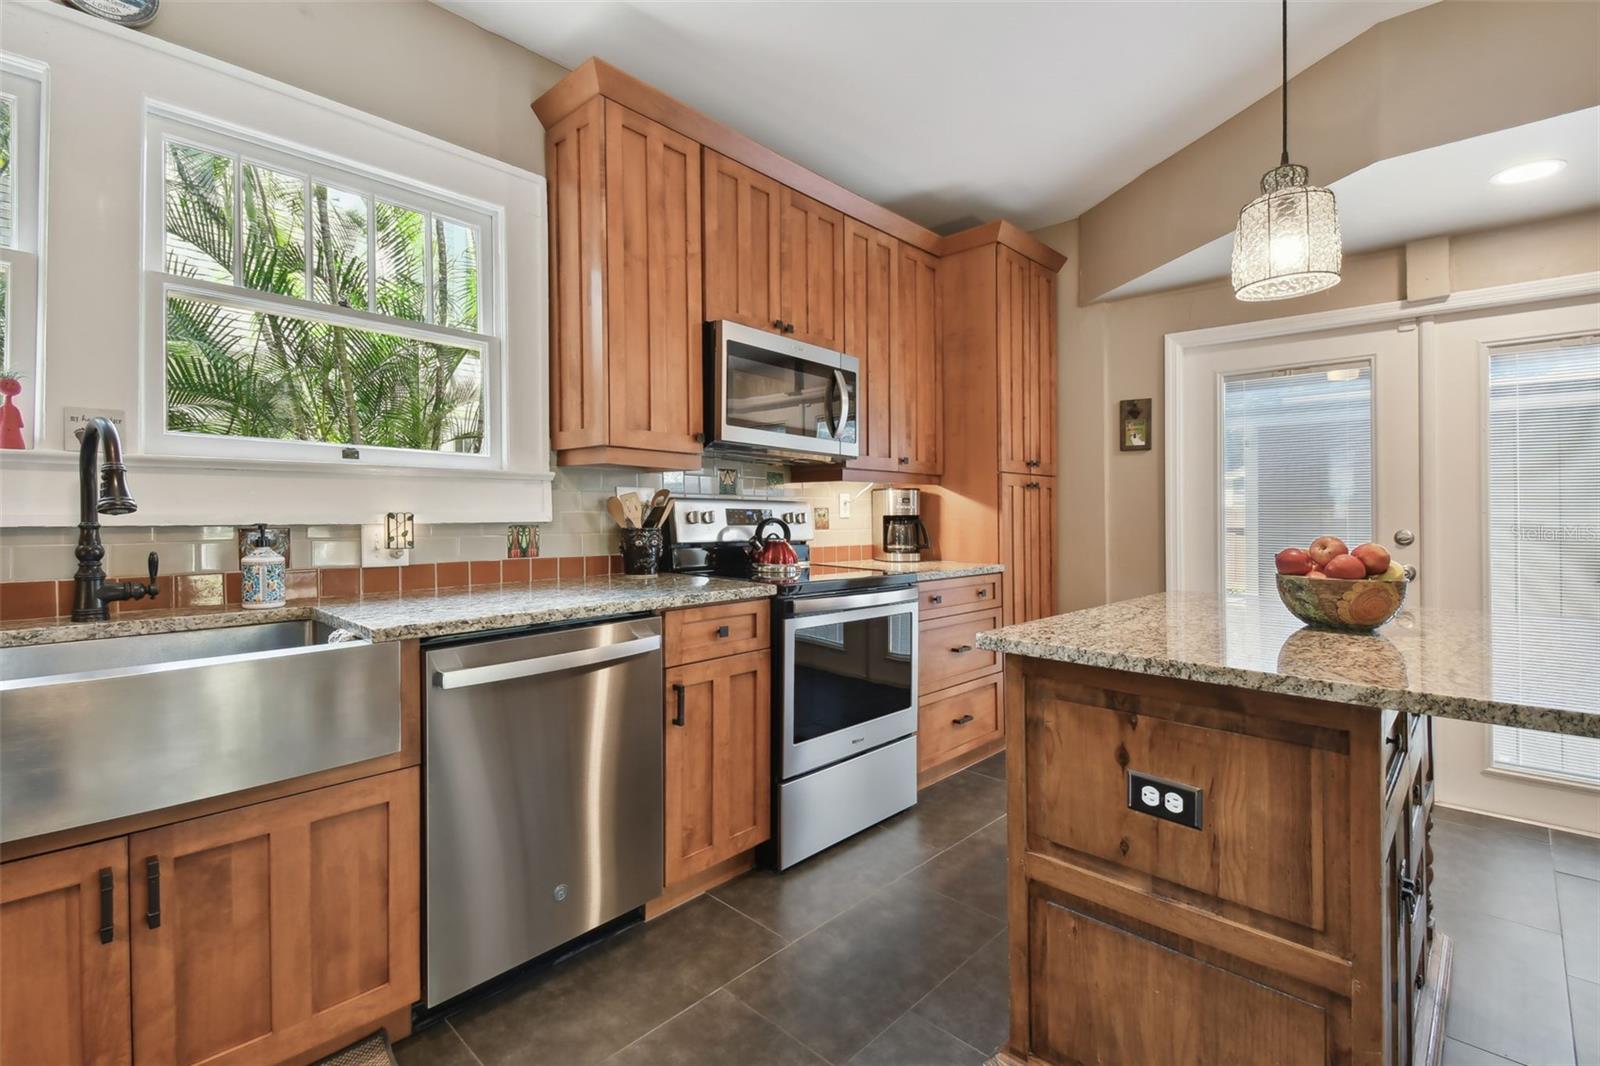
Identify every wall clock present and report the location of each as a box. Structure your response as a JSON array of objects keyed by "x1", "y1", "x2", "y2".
[{"x1": 65, "y1": 0, "x2": 160, "y2": 28}]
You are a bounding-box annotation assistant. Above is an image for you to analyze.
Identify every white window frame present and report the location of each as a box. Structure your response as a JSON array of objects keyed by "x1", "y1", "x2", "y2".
[
  {"x1": 141, "y1": 103, "x2": 505, "y2": 472},
  {"x1": 0, "y1": 54, "x2": 48, "y2": 448}
]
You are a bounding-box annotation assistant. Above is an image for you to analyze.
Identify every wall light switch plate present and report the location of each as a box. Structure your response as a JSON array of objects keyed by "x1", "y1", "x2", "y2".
[
  {"x1": 1126, "y1": 770, "x2": 1203, "y2": 830},
  {"x1": 838, "y1": 492, "x2": 852, "y2": 519},
  {"x1": 361, "y1": 524, "x2": 408, "y2": 567}
]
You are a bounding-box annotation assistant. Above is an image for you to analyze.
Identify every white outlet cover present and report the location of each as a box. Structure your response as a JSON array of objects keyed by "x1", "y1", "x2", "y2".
[
  {"x1": 838, "y1": 492, "x2": 852, "y2": 519},
  {"x1": 360, "y1": 524, "x2": 408, "y2": 567},
  {"x1": 1163, "y1": 792, "x2": 1185, "y2": 814},
  {"x1": 1140, "y1": 785, "x2": 1161, "y2": 807}
]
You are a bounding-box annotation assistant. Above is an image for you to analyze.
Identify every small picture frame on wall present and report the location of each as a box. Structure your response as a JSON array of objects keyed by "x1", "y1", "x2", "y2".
[{"x1": 1119, "y1": 398, "x2": 1152, "y2": 452}]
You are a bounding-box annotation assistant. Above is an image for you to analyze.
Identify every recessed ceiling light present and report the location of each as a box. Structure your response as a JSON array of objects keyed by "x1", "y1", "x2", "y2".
[{"x1": 1490, "y1": 159, "x2": 1567, "y2": 185}]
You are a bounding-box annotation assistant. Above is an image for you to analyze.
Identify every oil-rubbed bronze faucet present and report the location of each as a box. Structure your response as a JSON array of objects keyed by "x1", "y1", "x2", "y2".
[{"x1": 72, "y1": 416, "x2": 160, "y2": 621}]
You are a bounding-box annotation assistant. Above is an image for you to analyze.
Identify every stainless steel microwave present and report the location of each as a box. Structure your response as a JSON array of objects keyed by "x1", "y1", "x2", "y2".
[{"x1": 708, "y1": 320, "x2": 859, "y2": 461}]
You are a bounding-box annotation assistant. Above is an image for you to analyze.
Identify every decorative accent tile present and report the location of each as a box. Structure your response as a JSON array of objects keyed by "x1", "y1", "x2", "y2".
[
  {"x1": 717, "y1": 468, "x2": 739, "y2": 495},
  {"x1": 175, "y1": 573, "x2": 226, "y2": 608},
  {"x1": 506, "y1": 524, "x2": 536, "y2": 558},
  {"x1": 813, "y1": 506, "x2": 830, "y2": 531},
  {"x1": 235, "y1": 526, "x2": 291, "y2": 568}
]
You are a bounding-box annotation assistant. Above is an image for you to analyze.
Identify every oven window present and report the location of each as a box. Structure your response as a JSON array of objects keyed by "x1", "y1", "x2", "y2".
[
  {"x1": 726, "y1": 340, "x2": 842, "y2": 440},
  {"x1": 792, "y1": 612, "x2": 913, "y2": 743}
]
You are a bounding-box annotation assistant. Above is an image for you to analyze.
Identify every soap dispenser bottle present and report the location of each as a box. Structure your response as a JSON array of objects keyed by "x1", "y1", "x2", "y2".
[{"x1": 240, "y1": 524, "x2": 287, "y2": 609}]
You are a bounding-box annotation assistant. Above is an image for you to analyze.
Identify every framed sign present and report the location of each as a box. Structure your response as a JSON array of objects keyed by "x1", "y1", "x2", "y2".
[{"x1": 1120, "y1": 399, "x2": 1152, "y2": 452}]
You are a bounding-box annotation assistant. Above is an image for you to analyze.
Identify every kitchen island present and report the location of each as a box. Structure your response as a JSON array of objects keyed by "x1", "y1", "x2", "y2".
[{"x1": 976, "y1": 592, "x2": 1596, "y2": 1066}]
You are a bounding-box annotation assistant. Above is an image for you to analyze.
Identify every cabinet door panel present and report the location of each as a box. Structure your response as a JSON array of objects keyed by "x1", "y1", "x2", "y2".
[
  {"x1": 778, "y1": 187, "x2": 845, "y2": 350},
  {"x1": 1, "y1": 838, "x2": 133, "y2": 1066},
  {"x1": 130, "y1": 770, "x2": 419, "y2": 1066},
  {"x1": 997, "y1": 247, "x2": 1032, "y2": 475},
  {"x1": 664, "y1": 651, "x2": 772, "y2": 886},
  {"x1": 843, "y1": 219, "x2": 898, "y2": 471},
  {"x1": 1031, "y1": 261, "x2": 1058, "y2": 477},
  {"x1": 893, "y1": 244, "x2": 942, "y2": 475},
  {"x1": 546, "y1": 96, "x2": 608, "y2": 450},
  {"x1": 1000, "y1": 473, "x2": 1055, "y2": 625},
  {"x1": 703, "y1": 149, "x2": 781, "y2": 332},
  {"x1": 605, "y1": 101, "x2": 703, "y2": 454}
]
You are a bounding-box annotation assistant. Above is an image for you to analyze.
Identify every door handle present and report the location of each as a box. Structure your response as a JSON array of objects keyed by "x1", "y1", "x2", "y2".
[
  {"x1": 950, "y1": 644, "x2": 974, "y2": 654},
  {"x1": 1394, "y1": 529, "x2": 1416, "y2": 546},
  {"x1": 952, "y1": 714, "x2": 975, "y2": 726},
  {"x1": 145, "y1": 857, "x2": 161, "y2": 930},
  {"x1": 672, "y1": 683, "x2": 686, "y2": 727},
  {"x1": 98, "y1": 868, "x2": 114, "y2": 944}
]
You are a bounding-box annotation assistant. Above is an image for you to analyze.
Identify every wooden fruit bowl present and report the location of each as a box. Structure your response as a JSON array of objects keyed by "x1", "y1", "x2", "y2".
[{"x1": 1275, "y1": 572, "x2": 1408, "y2": 632}]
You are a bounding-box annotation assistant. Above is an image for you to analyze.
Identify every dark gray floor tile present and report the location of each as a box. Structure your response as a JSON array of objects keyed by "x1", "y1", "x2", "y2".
[
  {"x1": 394, "y1": 1022, "x2": 479, "y2": 1066},
  {"x1": 847, "y1": 1014, "x2": 985, "y2": 1066},
  {"x1": 603, "y1": 989, "x2": 825, "y2": 1066},
  {"x1": 712, "y1": 819, "x2": 946, "y2": 941},
  {"x1": 911, "y1": 932, "x2": 1009, "y2": 1054},
  {"x1": 1434, "y1": 805, "x2": 1551, "y2": 843},
  {"x1": 450, "y1": 897, "x2": 783, "y2": 1065},
  {"x1": 877, "y1": 769, "x2": 1008, "y2": 856},
  {"x1": 1555, "y1": 832, "x2": 1600, "y2": 881},
  {"x1": 905, "y1": 816, "x2": 1007, "y2": 920},
  {"x1": 1574, "y1": 976, "x2": 1600, "y2": 1066},
  {"x1": 1559, "y1": 872, "x2": 1600, "y2": 982},
  {"x1": 1441, "y1": 1037, "x2": 1520, "y2": 1065},
  {"x1": 968, "y1": 753, "x2": 1006, "y2": 782},
  {"x1": 1437, "y1": 904, "x2": 1575, "y2": 1066},
  {"x1": 1432, "y1": 818, "x2": 1562, "y2": 932},
  {"x1": 728, "y1": 879, "x2": 1002, "y2": 1063}
]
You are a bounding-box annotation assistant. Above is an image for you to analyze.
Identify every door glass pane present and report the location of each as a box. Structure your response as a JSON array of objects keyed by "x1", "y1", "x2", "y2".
[
  {"x1": 792, "y1": 613, "x2": 913, "y2": 743},
  {"x1": 1487, "y1": 336, "x2": 1600, "y2": 782},
  {"x1": 1221, "y1": 362, "x2": 1373, "y2": 595},
  {"x1": 725, "y1": 341, "x2": 840, "y2": 440}
]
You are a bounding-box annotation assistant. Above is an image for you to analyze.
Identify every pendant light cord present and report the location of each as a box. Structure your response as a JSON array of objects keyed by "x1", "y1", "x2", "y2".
[{"x1": 1280, "y1": 0, "x2": 1290, "y2": 166}]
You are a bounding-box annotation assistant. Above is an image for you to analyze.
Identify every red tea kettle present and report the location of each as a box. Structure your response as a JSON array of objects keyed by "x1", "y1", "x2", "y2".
[{"x1": 749, "y1": 517, "x2": 800, "y2": 575}]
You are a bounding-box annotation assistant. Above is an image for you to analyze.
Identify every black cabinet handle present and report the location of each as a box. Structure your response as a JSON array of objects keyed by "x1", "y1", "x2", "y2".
[
  {"x1": 772, "y1": 319, "x2": 784, "y2": 329},
  {"x1": 950, "y1": 644, "x2": 974, "y2": 655},
  {"x1": 672, "y1": 683, "x2": 686, "y2": 727},
  {"x1": 952, "y1": 714, "x2": 975, "y2": 726},
  {"x1": 898, "y1": 456, "x2": 909, "y2": 465},
  {"x1": 145, "y1": 857, "x2": 161, "y2": 929},
  {"x1": 716, "y1": 625, "x2": 730, "y2": 638},
  {"x1": 928, "y1": 594, "x2": 943, "y2": 605},
  {"x1": 98, "y1": 868, "x2": 114, "y2": 944},
  {"x1": 783, "y1": 323, "x2": 795, "y2": 334},
  {"x1": 976, "y1": 589, "x2": 988, "y2": 598}
]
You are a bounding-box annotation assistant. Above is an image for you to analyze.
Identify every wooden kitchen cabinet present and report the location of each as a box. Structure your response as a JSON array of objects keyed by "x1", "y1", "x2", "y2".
[
  {"x1": 842, "y1": 218, "x2": 898, "y2": 471},
  {"x1": 893, "y1": 243, "x2": 943, "y2": 476},
  {"x1": 997, "y1": 247, "x2": 1057, "y2": 476},
  {"x1": 703, "y1": 148, "x2": 782, "y2": 333},
  {"x1": 914, "y1": 577, "x2": 1005, "y2": 785},
  {"x1": 999, "y1": 472, "x2": 1056, "y2": 625},
  {"x1": 777, "y1": 186, "x2": 845, "y2": 350},
  {"x1": 663, "y1": 650, "x2": 772, "y2": 885},
  {"x1": 1, "y1": 838, "x2": 133, "y2": 1066},
  {"x1": 128, "y1": 769, "x2": 420, "y2": 1065},
  {"x1": 546, "y1": 97, "x2": 704, "y2": 468}
]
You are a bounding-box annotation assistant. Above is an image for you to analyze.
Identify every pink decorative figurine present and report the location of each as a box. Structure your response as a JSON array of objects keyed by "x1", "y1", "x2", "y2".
[{"x1": 0, "y1": 372, "x2": 25, "y2": 450}]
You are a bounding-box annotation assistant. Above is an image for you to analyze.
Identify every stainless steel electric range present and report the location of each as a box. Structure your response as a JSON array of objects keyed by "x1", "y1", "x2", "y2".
[{"x1": 666, "y1": 496, "x2": 919, "y2": 869}]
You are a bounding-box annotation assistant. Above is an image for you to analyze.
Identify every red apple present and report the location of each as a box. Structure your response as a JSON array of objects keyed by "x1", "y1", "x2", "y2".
[
  {"x1": 1306, "y1": 569, "x2": 1328, "y2": 580},
  {"x1": 1275, "y1": 547, "x2": 1313, "y2": 575},
  {"x1": 1308, "y1": 536, "x2": 1349, "y2": 567},
  {"x1": 1351, "y1": 542, "x2": 1391, "y2": 575},
  {"x1": 1324, "y1": 553, "x2": 1368, "y2": 580}
]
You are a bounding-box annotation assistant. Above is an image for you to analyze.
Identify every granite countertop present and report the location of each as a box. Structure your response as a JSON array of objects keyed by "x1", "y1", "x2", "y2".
[
  {"x1": 831, "y1": 560, "x2": 1005, "y2": 582},
  {"x1": 0, "y1": 574, "x2": 775, "y2": 647},
  {"x1": 976, "y1": 592, "x2": 1599, "y2": 738}
]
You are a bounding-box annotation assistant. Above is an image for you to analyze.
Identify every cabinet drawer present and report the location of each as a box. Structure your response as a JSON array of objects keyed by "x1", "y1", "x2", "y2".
[
  {"x1": 919, "y1": 575, "x2": 1001, "y2": 619},
  {"x1": 918, "y1": 675, "x2": 1002, "y2": 770},
  {"x1": 919, "y1": 607, "x2": 1003, "y2": 695},
  {"x1": 665, "y1": 600, "x2": 771, "y2": 666}
]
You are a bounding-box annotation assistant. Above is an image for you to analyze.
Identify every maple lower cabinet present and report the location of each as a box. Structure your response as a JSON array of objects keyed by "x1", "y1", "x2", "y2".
[
  {"x1": 1, "y1": 838, "x2": 133, "y2": 1066},
  {"x1": 914, "y1": 576, "x2": 1005, "y2": 783},
  {"x1": 703, "y1": 149, "x2": 782, "y2": 333},
  {"x1": 999, "y1": 473, "x2": 1056, "y2": 625},
  {"x1": 777, "y1": 186, "x2": 845, "y2": 350},
  {"x1": 546, "y1": 96, "x2": 704, "y2": 468},
  {"x1": 663, "y1": 649, "x2": 772, "y2": 885}
]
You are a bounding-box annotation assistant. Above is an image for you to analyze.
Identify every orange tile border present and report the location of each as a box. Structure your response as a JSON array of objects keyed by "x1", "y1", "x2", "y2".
[
  {"x1": 285, "y1": 568, "x2": 319, "y2": 602},
  {"x1": 557, "y1": 557, "x2": 584, "y2": 581},
  {"x1": 502, "y1": 558, "x2": 532, "y2": 584},
  {"x1": 584, "y1": 555, "x2": 612, "y2": 577},
  {"x1": 361, "y1": 567, "x2": 399, "y2": 595},
  {"x1": 0, "y1": 580, "x2": 61, "y2": 621},
  {"x1": 436, "y1": 562, "x2": 470, "y2": 589},
  {"x1": 530, "y1": 558, "x2": 557, "y2": 581},
  {"x1": 468, "y1": 560, "x2": 502, "y2": 587},
  {"x1": 317, "y1": 567, "x2": 360, "y2": 600},
  {"x1": 400, "y1": 564, "x2": 436, "y2": 592}
]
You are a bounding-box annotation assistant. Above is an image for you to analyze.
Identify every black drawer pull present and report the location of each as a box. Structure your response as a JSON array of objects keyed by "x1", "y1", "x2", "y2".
[
  {"x1": 145, "y1": 857, "x2": 161, "y2": 929},
  {"x1": 952, "y1": 714, "x2": 975, "y2": 726},
  {"x1": 716, "y1": 625, "x2": 730, "y2": 638},
  {"x1": 98, "y1": 868, "x2": 114, "y2": 944},
  {"x1": 672, "y1": 683, "x2": 686, "y2": 727},
  {"x1": 928, "y1": 594, "x2": 943, "y2": 605},
  {"x1": 950, "y1": 644, "x2": 974, "y2": 655},
  {"x1": 976, "y1": 589, "x2": 988, "y2": 598}
]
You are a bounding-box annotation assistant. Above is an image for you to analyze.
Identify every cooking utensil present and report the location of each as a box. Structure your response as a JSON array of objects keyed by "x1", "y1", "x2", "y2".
[
  {"x1": 606, "y1": 496, "x2": 634, "y2": 529},
  {"x1": 642, "y1": 489, "x2": 672, "y2": 528},
  {"x1": 620, "y1": 492, "x2": 645, "y2": 529},
  {"x1": 651, "y1": 499, "x2": 674, "y2": 529}
]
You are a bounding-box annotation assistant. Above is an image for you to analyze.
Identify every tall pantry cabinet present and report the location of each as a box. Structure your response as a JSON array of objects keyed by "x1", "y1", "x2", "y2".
[{"x1": 935, "y1": 227, "x2": 1065, "y2": 626}]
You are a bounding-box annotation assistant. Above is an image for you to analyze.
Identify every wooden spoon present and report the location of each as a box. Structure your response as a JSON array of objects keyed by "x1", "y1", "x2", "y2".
[
  {"x1": 620, "y1": 491, "x2": 645, "y2": 529},
  {"x1": 642, "y1": 489, "x2": 672, "y2": 528},
  {"x1": 606, "y1": 495, "x2": 633, "y2": 528}
]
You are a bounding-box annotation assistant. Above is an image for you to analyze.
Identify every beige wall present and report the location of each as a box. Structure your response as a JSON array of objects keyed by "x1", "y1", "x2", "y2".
[
  {"x1": 144, "y1": 0, "x2": 568, "y2": 173},
  {"x1": 1077, "y1": 0, "x2": 1600, "y2": 300},
  {"x1": 1042, "y1": 208, "x2": 1600, "y2": 611}
]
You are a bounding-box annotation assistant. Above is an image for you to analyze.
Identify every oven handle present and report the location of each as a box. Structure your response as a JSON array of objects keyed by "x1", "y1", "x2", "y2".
[{"x1": 787, "y1": 587, "x2": 919, "y2": 616}]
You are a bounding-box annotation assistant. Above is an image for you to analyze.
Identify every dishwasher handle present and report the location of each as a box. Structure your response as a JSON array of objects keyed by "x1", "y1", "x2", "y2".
[{"x1": 434, "y1": 634, "x2": 662, "y2": 690}]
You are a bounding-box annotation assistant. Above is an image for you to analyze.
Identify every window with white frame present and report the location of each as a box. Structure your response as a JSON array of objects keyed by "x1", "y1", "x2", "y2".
[
  {"x1": 1486, "y1": 335, "x2": 1600, "y2": 784},
  {"x1": 144, "y1": 106, "x2": 501, "y2": 468},
  {"x1": 0, "y1": 55, "x2": 46, "y2": 445}
]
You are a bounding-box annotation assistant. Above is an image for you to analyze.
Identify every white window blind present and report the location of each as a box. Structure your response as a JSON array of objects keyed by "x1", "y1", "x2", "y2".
[
  {"x1": 1488, "y1": 336, "x2": 1600, "y2": 783},
  {"x1": 1221, "y1": 362, "x2": 1374, "y2": 595}
]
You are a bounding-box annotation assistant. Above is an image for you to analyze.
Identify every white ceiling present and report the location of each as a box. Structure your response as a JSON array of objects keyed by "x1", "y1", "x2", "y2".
[
  {"x1": 1106, "y1": 106, "x2": 1600, "y2": 299},
  {"x1": 437, "y1": 0, "x2": 1428, "y2": 232}
]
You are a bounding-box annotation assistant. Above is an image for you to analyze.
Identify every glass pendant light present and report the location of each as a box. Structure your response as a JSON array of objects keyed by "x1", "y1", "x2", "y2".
[{"x1": 1232, "y1": 0, "x2": 1342, "y2": 301}]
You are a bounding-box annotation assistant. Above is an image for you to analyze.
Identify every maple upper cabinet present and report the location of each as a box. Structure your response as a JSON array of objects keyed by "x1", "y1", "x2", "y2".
[
  {"x1": 128, "y1": 770, "x2": 420, "y2": 1065},
  {"x1": 546, "y1": 96, "x2": 704, "y2": 468},
  {"x1": 894, "y1": 243, "x2": 942, "y2": 476},
  {"x1": 997, "y1": 247, "x2": 1058, "y2": 477},
  {"x1": 777, "y1": 186, "x2": 846, "y2": 350},
  {"x1": 842, "y1": 219, "x2": 898, "y2": 471},
  {"x1": 1, "y1": 838, "x2": 133, "y2": 1066},
  {"x1": 703, "y1": 149, "x2": 782, "y2": 333}
]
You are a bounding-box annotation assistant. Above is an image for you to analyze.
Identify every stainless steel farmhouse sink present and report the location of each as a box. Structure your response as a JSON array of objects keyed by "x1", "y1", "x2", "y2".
[{"x1": 0, "y1": 622, "x2": 402, "y2": 843}]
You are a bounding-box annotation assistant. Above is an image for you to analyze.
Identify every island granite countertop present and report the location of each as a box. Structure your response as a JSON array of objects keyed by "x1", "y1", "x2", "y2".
[
  {"x1": 0, "y1": 573, "x2": 774, "y2": 647},
  {"x1": 830, "y1": 560, "x2": 1004, "y2": 582},
  {"x1": 977, "y1": 591, "x2": 1598, "y2": 738}
]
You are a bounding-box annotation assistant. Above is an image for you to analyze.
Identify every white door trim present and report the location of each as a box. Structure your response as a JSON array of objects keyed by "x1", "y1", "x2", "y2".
[{"x1": 1164, "y1": 271, "x2": 1600, "y2": 591}]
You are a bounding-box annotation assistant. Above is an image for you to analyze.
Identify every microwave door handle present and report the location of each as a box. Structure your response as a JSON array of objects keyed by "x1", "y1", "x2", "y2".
[{"x1": 830, "y1": 369, "x2": 850, "y2": 443}]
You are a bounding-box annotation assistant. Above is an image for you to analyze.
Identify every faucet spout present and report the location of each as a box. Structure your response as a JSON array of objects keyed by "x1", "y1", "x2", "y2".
[{"x1": 72, "y1": 418, "x2": 158, "y2": 622}]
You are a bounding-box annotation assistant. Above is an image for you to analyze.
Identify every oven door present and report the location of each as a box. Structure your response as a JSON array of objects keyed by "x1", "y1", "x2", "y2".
[
  {"x1": 713, "y1": 320, "x2": 859, "y2": 459},
  {"x1": 780, "y1": 589, "x2": 918, "y2": 778}
]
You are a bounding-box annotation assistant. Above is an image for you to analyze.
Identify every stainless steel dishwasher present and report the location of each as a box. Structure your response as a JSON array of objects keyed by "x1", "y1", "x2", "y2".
[{"x1": 423, "y1": 616, "x2": 664, "y2": 1006}]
